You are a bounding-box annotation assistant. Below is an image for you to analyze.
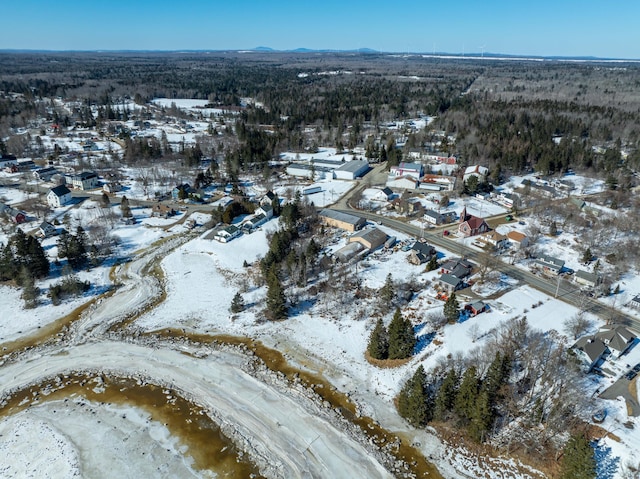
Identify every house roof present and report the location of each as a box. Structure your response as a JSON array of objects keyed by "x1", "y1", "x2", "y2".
[
  {"x1": 597, "y1": 325, "x2": 636, "y2": 353},
  {"x1": 381, "y1": 187, "x2": 393, "y2": 196},
  {"x1": 397, "y1": 162, "x2": 422, "y2": 172},
  {"x1": 481, "y1": 231, "x2": 507, "y2": 242},
  {"x1": 439, "y1": 273, "x2": 462, "y2": 287},
  {"x1": 575, "y1": 270, "x2": 598, "y2": 283},
  {"x1": 319, "y1": 209, "x2": 365, "y2": 226},
  {"x1": 536, "y1": 254, "x2": 564, "y2": 270},
  {"x1": 349, "y1": 228, "x2": 388, "y2": 248},
  {"x1": 50, "y1": 185, "x2": 71, "y2": 197},
  {"x1": 507, "y1": 231, "x2": 527, "y2": 242},
  {"x1": 335, "y1": 159, "x2": 368, "y2": 173},
  {"x1": 424, "y1": 209, "x2": 443, "y2": 220},
  {"x1": 575, "y1": 337, "x2": 608, "y2": 363},
  {"x1": 411, "y1": 241, "x2": 436, "y2": 256},
  {"x1": 469, "y1": 301, "x2": 486, "y2": 311}
]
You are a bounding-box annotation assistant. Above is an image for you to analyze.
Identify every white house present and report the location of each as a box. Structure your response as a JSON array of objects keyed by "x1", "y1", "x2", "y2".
[
  {"x1": 389, "y1": 162, "x2": 424, "y2": 180},
  {"x1": 214, "y1": 225, "x2": 241, "y2": 243},
  {"x1": 386, "y1": 175, "x2": 418, "y2": 190},
  {"x1": 67, "y1": 171, "x2": 99, "y2": 190},
  {"x1": 47, "y1": 185, "x2": 72, "y2": 208},
  {"x1": 255, "y1": 204, "x2": 274, "y2": 219},
  {"x1": 463, "y1": 165, "x2": 489, "y2": 182},
  {"x1": 507, "y1": 231, "x2": 530, "y2": 249}
]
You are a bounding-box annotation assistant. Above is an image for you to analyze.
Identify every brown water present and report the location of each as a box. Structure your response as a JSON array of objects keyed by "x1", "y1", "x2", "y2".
[
  {"x1": 0, "y1": 372, "x2": 264, "y2": 478},
  {"x1": 154, "y1": 329, "x2": 444, "y2": 478}
]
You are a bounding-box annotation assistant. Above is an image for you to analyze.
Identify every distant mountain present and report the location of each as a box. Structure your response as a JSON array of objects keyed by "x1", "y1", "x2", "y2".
[{"x1": 250, "y1": 47, "x2": 379, "y2": 54}]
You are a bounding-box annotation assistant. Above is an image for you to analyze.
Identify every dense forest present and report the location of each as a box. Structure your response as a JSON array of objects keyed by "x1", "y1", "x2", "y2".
[{"x1": 1, "y1": 52, "x2": 640, "y2": 182}]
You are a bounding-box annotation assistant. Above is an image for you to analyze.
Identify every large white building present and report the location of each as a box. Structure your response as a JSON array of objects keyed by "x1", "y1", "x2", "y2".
[
  {"x1": 333, "y1": 160, "x2": 369, "y2": 180},
  {"x1": 47, "y1": 185, "x2": 72, "y2": 208}
]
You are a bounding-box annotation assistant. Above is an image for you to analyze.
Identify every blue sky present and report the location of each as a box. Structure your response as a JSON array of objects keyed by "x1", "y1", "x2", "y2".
[{"x1": 2, "y1": 0, "x2": 639, "y2": 59}]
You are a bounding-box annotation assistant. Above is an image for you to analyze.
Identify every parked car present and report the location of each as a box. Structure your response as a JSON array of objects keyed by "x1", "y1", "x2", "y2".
[{"x1": 443, "y1": 230, "x2": 450, "y2": 236}]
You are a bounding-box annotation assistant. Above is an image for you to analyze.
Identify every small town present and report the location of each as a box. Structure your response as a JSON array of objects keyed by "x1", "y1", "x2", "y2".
[{"x1": 1, "y1": 17, "x2": 640, "y2": 479}]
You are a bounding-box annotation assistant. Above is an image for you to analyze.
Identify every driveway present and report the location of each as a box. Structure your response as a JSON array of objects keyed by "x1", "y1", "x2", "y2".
[{"x1": 600, "y1": 375, "x2": 640, "y2": 417}]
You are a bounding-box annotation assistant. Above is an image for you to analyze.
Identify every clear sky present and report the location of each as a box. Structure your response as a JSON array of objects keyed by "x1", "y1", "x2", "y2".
[{"x1": 2, "y1": 0, "x2": 639, "y2": 59}]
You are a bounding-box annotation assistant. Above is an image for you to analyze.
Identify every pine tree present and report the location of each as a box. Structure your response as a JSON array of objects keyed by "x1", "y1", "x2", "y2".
[
  {"x1": 468, "y1": 390, "x2": 493, "y2": 442},
  {"x1": 397, "y1": 366, "x2": 432, "y2": 427},
  {"x1": 434, "y1": 368, "x2": 459, "y2": 421},
  {"x1": 560, "y1": 433, "x2": 596, "y2": 479},
  {"x1": 388, "y1": 308, "x2": 416, "y2": 360},
  {"x1": 266, "y1": 266, "x2": 287, "y2": 320},
  {"x1": 19, "y1": 267, "x2": 38, "y2": 309},
  {"x1": 379, "y1": 273, "x2": 395, "y2": 311},
  {"x1": 230, "y1": 291, "x2": 245, "y2": 313},
  {"x1": 367, "y1": 317, "x2": 389, "y2": 360},
  {"x1": 482, "y1": 352, "x2": 511, "y2": 404},
  {"x1": 454, "y1": 366, "x2": 479, "y2": 422},
  {"x1": 582, "y1": 247, "x2": 593, "y2": 264},
  {"x1": 120, "y1": 195, "x2": 132, "y2": 218},
  {"x1": 425, "y1": 255, "x2": 438, "y2": 272},
  {"x1": 100, "y1": 192, "x2": 111, "y2": 208},
  {"x1": 443, "y1": 293, "x2": 460, "y2": 323}
]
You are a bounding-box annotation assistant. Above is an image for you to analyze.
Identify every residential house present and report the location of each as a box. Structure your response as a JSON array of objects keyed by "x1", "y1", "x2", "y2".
[
  {"x1": 573, "y1": 337, "x2": 609, "y2": 372},
  {"x1": 66, "y1": 171, "x2": 99, "y2": 190},
  {"x1": 438, "y1": 273, "x2": 464, "y2": 293},
  {"x1": 573, "y1": 325, "x2": 637, "y2": 372},
  {"x1": 0, "y1": 154, "x2": 17, "y2": 169},
  {"x1": 38, "y1": 221, "x2": 57, "y2": 238},
  {"x1": 535, "y1": 254, "x2": 565, "y2": 274},
  {"x1": 255, "y1": 204, "x2": 273, "y2": 219},
  {"x1": 479, "y1": 231, "x2": 508, "y2": 249},
  {"x1": 386, "y1": 175, "x2": 419, "y2": 190},
  {"x1": 465, "y1": 301, "x2": 487, "y2": 316},
  {"x1": 243, "y1": 214, "x2": 268, "y2": 232},
  {"x1": 424, "y1": 209, "x2": 444, "y2": 225},
  {"x1": 374, "y1": 187, "x2": 394, "y2": 201},
  {"x1": 419, "y1": 174, "x2": 456, "y2": 192},
  {"x1": 47, "y1": 185, "x2": 72, "y2": 208},
  {"x1": 574, "y1": 270, "x2": 600, "y2": 288},
  {"x1": 629, "y1": 295, "x2": 640, "y2": 309},
  {"x1": 0, "y1": 205, "x2": 26, "y2": 224},
  {"x1": 458, "y1": 207, "x2": 490, "y2": 237},
  {"x1": 463, "y1": 165, "x2": 489, "y2": 182},
  {"x1": 17, "y1": 159, "x2": 35, "y2": 171},
  {"x1": 33, "y1": 167, "x2": 59, "y2": 182},
  {"x1": 598, "y1": 325, "x2": 636, "y2": 358},
  {"x1": 151, "y1": 204, "x2": 176, "y2": 219},
  {"x1": 507, "y1": 231, "x2": 530, "y2": 249},
  {"x1": 103, "y1": 182, "x2": 122, "y2": 194},
  {"x1": 261, "y1": 190, "x2": 277, "y2": 205},
  {"x1": 408, "y1": 241, "x2": 436, "y2": 265},
  {"x1": 172, "y1": 184, "x2": 193, "y2": 201},
  {"x1": 440, "y1": 258, "x2": 474, "y2": 279},
  {"x1": 214, "y1": 225, "x2": 241, "y2": 243},
  {"x1": 348, "y1": 227, "x2": 388, "y2": 251},
  {"x1": 389, "y1": 162, "x2": 424, "y2": 180},
  {"x1": 319, "y1": 209, "x2": 366, "y2": 232}
]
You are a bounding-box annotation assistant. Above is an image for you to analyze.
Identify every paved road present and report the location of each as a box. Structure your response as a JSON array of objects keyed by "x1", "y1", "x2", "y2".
[{"x1": 330, "y1": 207, "x2": 639, "y2": 330}]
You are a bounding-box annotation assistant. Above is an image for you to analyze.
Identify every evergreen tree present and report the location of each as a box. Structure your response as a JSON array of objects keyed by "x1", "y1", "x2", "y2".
[
  {"x1": 265, "y1": 266, "x2": 287, "y2": 320},
  {"x1": 560, "y1": 434, "x2": 596, "y2": 479},
  {"x1": 230, "y1": 291, "x2": 245, "y2": 313},
  {"x1": 24, "y1": 235, "x2": 49, "y2": 279},
  {"x1": 454, "y1": 366, "x2": 479, "y2": 422},
  {"x1": 550, "y1": 221, "x2": 558, "y2": 236},
  {"x1": 481, "y1": 352, "x2": 511, "y2": 404},
  {"x1": 271, "y1": 194, "x2": 281, "y2": 217},
  {"x1": 388, "y1": 308, "x2": 416, "y2": 360},
  {"x1": 0, "y1": 243, "x2": 16, "y2": 281},
  {"x1": 434, "y1": 368, "x2": 459, "y2": 421},
  {"x1": 425, "y1": 255, "x2": 438, "y2": 272},
  {"x1": 582, "y1": 247, "x2": 593, "y2": 264},
  {"x1": 379, "y1": 273, "x2": 394, "y2": 309},
  {"x1": 67, "y1": 226, "x2": 88, "y2": 270},
  {"x1": 100, "y1": 192, "x2": 111, "y2": 208},
  {"x1": 443, "y1": 293, "x2": 460, "y2": 323},
  {"x1": 367, "y1": 317, "x2": 389, "y2": 360},
  {"x1": 19, "y1": 267, "x2": 38, "y2": 309},
  {"x1": 397, "y1": 366, "x2": 432, "y2": 427},
  {"x1": 120, "y1": 195, "x2": 132, "y2": 218},
  {"x1": 468, "y1": 390, "x2": 493, "y2": 442}
]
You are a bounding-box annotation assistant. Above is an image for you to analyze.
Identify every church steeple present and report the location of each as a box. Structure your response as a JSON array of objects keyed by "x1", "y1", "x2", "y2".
[{"x1": 460, "y1": 206, "x2": 467, "y2": 223}]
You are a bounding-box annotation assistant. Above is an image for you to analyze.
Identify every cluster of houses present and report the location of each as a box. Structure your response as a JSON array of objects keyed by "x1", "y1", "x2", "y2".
[
  {"x1": 573, "y1": 324, "x2": 637, "y2": 373},
  {"x1": 213, "y1": 202, "x2": 274, "y2": 243}
]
